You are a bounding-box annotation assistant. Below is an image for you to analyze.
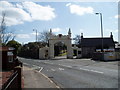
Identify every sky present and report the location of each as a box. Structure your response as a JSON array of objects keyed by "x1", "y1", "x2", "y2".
[{"x1": 0, "y1": 1, "x2": 119, "y2": 44}]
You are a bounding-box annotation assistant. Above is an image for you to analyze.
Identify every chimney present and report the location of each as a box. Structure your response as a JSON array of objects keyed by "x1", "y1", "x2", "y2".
[
  {"x1": 110, "y1": 32, "x2": 113, "y2": 38},
  {"x1": 50, "y1": 28, "x2": 52, "y2": 35},
  {"x1": 81, "y1": 33, "x2": 83, "y2": 39}
]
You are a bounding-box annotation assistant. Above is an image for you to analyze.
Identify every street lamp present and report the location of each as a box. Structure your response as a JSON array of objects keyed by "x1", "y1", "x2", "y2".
[
  {"x1": 33, "y1": 29, "x2": 37, "y2": 42},
  {"x1": 95, "y1": 13, "x2": 104, "y2": 52}
]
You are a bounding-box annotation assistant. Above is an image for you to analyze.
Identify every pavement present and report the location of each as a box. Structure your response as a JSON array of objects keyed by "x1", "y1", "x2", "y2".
[{"x1": 23, "y1": 66, "x2": 60, "y2": 89}]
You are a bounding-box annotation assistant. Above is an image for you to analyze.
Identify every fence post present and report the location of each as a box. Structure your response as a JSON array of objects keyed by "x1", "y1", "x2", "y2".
[{"x1": 14, "y1": 66, "x2": 22, "y2": 90}]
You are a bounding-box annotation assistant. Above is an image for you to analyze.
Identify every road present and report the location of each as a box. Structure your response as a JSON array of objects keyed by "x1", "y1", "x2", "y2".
[{"x1": 19, "y1": 57, "x2": 118, "y2": 88}]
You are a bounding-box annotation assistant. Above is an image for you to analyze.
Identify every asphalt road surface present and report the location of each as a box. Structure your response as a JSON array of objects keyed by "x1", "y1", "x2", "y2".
[{"x1": 19, "y1": 57, "x2": 118, "y2": 88}]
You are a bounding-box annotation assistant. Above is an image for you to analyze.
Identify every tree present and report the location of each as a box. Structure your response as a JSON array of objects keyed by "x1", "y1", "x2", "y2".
[
  {"x1": 38, "y1": 30, "x2": 53, "y2": 44},
  {"x1": 18, "y1": 42, "x2": 46, "y2": 59},
  {"x1": 6, "y1": 40, "x2": 21, "y2": 55},
  {"x1": 0, "y1": 12, "x2": 15, "y2": 45},
  {"x1": 73, "y1": 35, "x2": 81, "y2": 45}
]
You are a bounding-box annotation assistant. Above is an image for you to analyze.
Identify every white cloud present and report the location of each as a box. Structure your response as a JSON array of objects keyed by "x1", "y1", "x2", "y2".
[
  {"x1": 16, "y1": 34, "x2": 31, "y2": 39},
  {"x1": 52, "y1": 28, "x2": 62, "y2": 32},
  {"x1": 79, "y1": 29, "x2": 84, "y2": 32},
  {"x1": 0, "y1": 1, "x2": 56, "y2": 26},
  {"x1": 66, "y1": 4, "x2": 94, "y2": 16},
  {"x1": 21, "y1": 2, "x2": 56, "y2": 21},
  {"x1": 114, "y1": 15, "x2": 120, "y2": 19},
  {"x1": 66, "y1": 3, "x2": 71, "y2": 7},
  {"x1": 105, "y1": 29, "x2": 118, "y2": 33}
]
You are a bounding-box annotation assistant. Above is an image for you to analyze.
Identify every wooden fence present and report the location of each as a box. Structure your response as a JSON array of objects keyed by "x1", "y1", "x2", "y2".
[{"x1": 2, "y1": 67, "x2": 22, "y2": 90}]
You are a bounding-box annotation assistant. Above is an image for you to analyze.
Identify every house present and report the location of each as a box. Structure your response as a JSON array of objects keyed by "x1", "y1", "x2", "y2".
[
  {"x1": 80, "y1": 32, "x2": 115, "y2": 58},
  {"x1": 0, "y1": 47, "x2": 23, "y2": 89}
]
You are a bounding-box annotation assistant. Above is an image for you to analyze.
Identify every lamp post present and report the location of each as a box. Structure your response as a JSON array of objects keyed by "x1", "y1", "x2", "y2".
[
  {"x1": 95, "y1": 13, "x2": 104, "y2": 52},
  {"x1": 33, "y1": 29, "x2": 37, "y2": 42}
]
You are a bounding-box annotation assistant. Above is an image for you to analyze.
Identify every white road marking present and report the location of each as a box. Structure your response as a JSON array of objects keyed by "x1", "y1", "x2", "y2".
[
  {"x1": 34, "y1": 60, "x2": 41, "y2": 62},
  {"x1": 59, "y1": 68, "x2": 64, "y2": 71},
  {"x1": 33, "y1": 65, "x2": 38, "y2": 67},
  {"x1": 61, "y1": 64, "x2": 72, "y2": 68},
  {"x1": 23, "y1": 63, "x2": 29, "y2": 66},
  {"x1": 61, "y1": 65, "x2": 66, "y2": 67},
  {"x1": 90, "y1": 70, "x2": 104, "y2": 74},
  {"x1": 80, "y1": 68, "x2": 103, "y2": 74},
  {"x1": 65, "y1": 65, "x2": 72, "y2": 68},
  {"x1": 32, "y1": 65, "x2": 41, "y2": 69},
  {"x1": 44, "y1": 62, "x2": 53, "y2": 65},
  {"x1": 39, "y1": 67, "x2": 43, "y2": 72},
  {"x1": 51, "y1": 69, "x2": 56, "y2": 71},
  {"x1": 80, "y1": 68, "x2": 90, "y2": 71}
]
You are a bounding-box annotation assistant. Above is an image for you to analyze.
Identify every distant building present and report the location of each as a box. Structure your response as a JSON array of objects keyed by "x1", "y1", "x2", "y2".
[
  {"x1": 80, "y1": 33, "x2": 115, "y2": 58},
  {"x1": 115, "y1": 43, "x2": 120, "y2": 52}
]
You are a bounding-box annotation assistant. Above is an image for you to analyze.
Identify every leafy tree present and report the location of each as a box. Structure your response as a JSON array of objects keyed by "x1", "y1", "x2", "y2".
[
  {"x1": 18, "y1": 42, "x2": 47, "y2": 59},
  {"x1": 6, "y1": 40, "x2": 21, "y2": 55}
]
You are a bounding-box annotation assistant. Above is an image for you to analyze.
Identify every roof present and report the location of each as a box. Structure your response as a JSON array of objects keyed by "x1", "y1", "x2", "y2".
[{"x1": 81, "y1": 37, "x2": 115, "y2": 47}]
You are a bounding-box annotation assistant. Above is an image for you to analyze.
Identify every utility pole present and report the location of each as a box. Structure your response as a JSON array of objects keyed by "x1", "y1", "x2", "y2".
[
  {"x1": 33, "y1": 29, "x2": 37, "y2": 42},
  {"x1": 95, "y1": 13, "x2": 104, "y2": 52}
]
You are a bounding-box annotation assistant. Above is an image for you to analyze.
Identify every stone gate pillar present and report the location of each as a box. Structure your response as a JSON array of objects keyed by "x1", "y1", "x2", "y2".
[
  {"x1": 66, "y1": 40, "x2": 73, "y2": 59},
  {"x1": 49, "y1": 41, "x2": 54, "y2": 59},
  {"x1": 48, "y1": 28, "x2": 73, "y2": 59}
]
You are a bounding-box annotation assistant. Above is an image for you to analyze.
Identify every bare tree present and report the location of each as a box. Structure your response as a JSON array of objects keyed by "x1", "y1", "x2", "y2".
[
  {"x1": 0, "y1": 12, "x2": 6, "y2": 44},
  {"x1": 38, "y1": 30, "x2": 52, "y2": 44},
  {"x1": 0, "y1": 12, "x2": 15, "y2": 45}
]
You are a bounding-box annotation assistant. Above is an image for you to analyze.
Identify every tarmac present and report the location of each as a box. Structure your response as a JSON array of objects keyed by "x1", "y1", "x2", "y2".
[{"x1": 23, "y1": 66, "x2": 60, "y2": 89}]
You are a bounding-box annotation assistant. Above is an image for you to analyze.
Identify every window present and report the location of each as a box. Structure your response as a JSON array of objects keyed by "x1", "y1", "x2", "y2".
[
  {"x1": 7, "y1": 52, "x2": 13, "y2": 62},
  {"x1": 8, "y1": 56, "x2": 13, "y2": 62},
  {"x1": 78, "y1": 51, "x2": 81, "y2": 54}
]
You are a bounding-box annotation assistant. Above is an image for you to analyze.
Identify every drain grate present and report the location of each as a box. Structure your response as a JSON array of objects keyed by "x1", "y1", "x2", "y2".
[{"x1": 48, "y1": 76, "x2": 54, "y2": 78}]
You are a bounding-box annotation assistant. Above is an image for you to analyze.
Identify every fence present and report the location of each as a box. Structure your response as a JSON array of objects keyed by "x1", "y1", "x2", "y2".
[
  {"x1": 92, "y1": 52, "x2": 120, "y2": 61},
  {"x1": 2, "y1": 67, "x2": 22, "y2": 90}
]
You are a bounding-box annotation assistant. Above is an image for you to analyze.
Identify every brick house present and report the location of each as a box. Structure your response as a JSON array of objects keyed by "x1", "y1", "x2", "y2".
[{"x1": 80, "y1": 33, "x2": 115, "y2": 58}]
